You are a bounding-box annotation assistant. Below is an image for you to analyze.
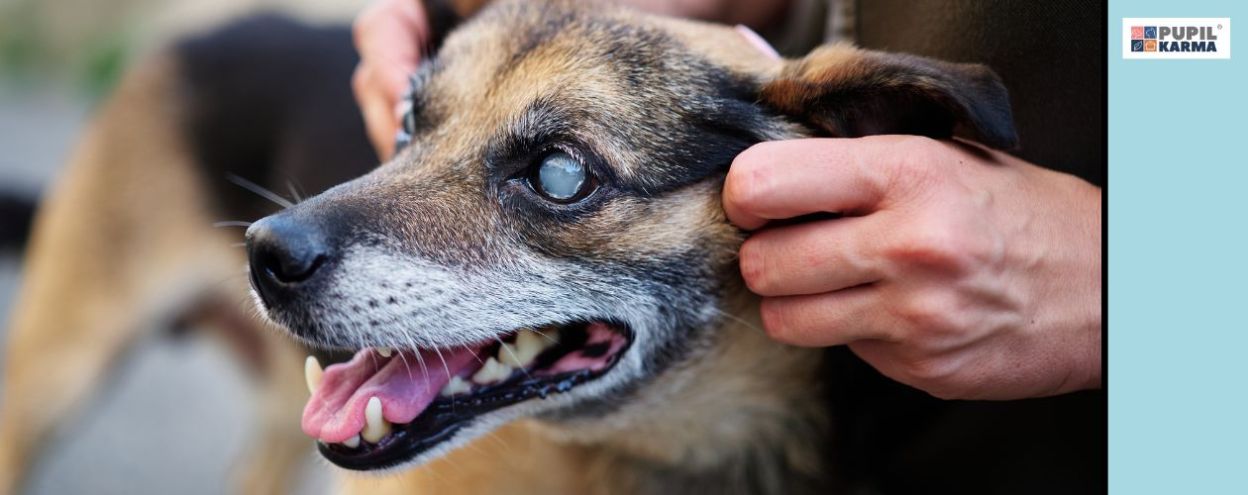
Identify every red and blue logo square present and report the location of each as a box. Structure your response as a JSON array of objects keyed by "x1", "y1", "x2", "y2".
[{"x1": 1132, "y1": 26, "x2": 1158, "y2": 41}]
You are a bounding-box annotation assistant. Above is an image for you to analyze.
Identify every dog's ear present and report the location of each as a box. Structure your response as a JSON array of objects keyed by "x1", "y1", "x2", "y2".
[
  {"x1": 759, "y1": 44, "x2": 1018, "y2": 149},
  {"x1": 425, "y1": 0, "x2": 495, "y2": 49}
]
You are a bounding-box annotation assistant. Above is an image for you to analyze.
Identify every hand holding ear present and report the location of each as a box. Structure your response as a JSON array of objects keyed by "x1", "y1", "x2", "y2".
[{"x1": 724, "y1": 136, "x2": 1102, "y2": 400}]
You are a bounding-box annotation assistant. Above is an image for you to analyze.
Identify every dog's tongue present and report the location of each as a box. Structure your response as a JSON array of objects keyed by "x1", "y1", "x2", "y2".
[{"x1": 302, "y1": 347, "x2": 481, "y2": 443}]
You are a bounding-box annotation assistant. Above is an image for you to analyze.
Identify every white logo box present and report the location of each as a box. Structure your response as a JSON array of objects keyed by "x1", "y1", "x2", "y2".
[{"x1": 1122, "y1": 17, "x2": 1231, "y2": 60}]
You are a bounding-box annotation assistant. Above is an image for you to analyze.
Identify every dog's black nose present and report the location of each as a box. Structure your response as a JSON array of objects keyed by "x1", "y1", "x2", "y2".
[{"x1": 246, "y1": 215, "x2": 332, "y2": 293}]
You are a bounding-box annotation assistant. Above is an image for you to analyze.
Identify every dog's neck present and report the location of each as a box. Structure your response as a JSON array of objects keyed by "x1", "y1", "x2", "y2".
[{"x1": 542, "y1": 292, "x2": 830, "y2": 494}]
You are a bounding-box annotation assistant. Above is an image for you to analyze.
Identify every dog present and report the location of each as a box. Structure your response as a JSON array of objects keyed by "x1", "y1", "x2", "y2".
[{"x1": 1, "y1": 1, "x2": 1103, "y2": 493}]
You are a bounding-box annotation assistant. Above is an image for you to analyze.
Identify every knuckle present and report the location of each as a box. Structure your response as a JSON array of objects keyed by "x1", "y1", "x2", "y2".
[
  {"x1": 889, "y1": 220, "x2": 973, "y2": 272},
  {"x1": 869, "y1": 134, "x2": 934, "y2": 153},
  {"x1": 738, "y1": 238, "x2": 772, "y2": 294},
  {"x1": 727, "y1": 144, "x2": 776, "y2": 210},
  {"x1": 758, "y1": 298, "x2": 791, "y2": 341},
  {"x1": 899, "y1": 134, "x2": 940, "y2": 150},
  {"x1": 879, "y1": 136, "x2": 945, "y2": 196},
  {"x1": 893, "y1": 292, "x2": 958, "y2": 334}
]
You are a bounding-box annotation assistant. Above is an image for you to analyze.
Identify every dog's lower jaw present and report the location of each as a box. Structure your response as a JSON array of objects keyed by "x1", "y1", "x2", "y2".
[
  {"x1": 533, "y1": 298, "x2": 830, "y2": 495},
  {"x1": 330, "y1": 296, "x2": 830, "y2": 495}
]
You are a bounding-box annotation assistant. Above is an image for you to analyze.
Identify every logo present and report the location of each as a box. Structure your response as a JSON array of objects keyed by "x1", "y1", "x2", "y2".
[{"x1": 1123, "y1": 18, "x2": 1230, "y2": 59}]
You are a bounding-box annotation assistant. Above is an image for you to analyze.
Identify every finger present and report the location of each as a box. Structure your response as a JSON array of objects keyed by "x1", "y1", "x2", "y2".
[
  {"x1": 724, "y1": 138, "x2": 897, "y2": 230},
  {"x1": 739, "y1": 217, "x2": 884, "y2": 297},
  {"x1": 354, "y1": 65, "x2": 399, "y2": 159},
  {"x1": 352, "y1": 0, "x2": 427, "y2": 159},
  {"x1": 354, "y1": 0, "x2": 430, "y2": 73},
  {"x1": 758, "y1": 285, "x2": 897, "y2": 347}
]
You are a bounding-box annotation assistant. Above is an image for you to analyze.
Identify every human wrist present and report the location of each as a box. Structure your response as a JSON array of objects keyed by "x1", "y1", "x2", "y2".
[{"x1": 1043, "y1": 168, "x2": 1104, "y2": 396}]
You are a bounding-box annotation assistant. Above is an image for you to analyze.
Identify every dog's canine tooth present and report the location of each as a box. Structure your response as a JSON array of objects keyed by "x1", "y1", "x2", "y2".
[
  {"x1": 472, "y1": 357, "x2": 513, "y2": 385},
  {"x1": 440, "y1": 375, "x2": 472, "y2": 397},
  {"x1": 536, "y1": 327, "x2": 560, "y2": 346},
  {"x1": 498, "y1": 342, "x2": 523, "y2": 368},
  {"x1": 377, "y1": 347, "x2": 394, "y2": 358},
  {"x1": 305, "y1": 356, "x2": 323, "y2": 394},
  {"x1": 362, "y1": 396, "x2": 391, "y2": 443},
  {"x1": 342, "y1": 434, "x2": 361, "y2": 449},
  {"x1": 502, "y1": 330, "x2": 546, "y2": 368}
]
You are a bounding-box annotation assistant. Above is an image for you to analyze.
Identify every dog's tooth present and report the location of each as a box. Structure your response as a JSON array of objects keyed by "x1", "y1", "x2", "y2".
[
  {"x1": 342, "y1": 435, "x2": 361, "y2": 449},
  {"x1": 362, "y1": 396, "x2": 391, "y2": 443},
  {"x1": 305, "y1": 356, "x2": 323, "y2": 394},
  {"x1": 472, "y1": 357, "x2": 513, "y2": 385},
  {"x1": 377, "y1": 347, "x2": 394, "y2": 358},
  {"x1": 503, "y1": 330, "x2": 546, "y2": 368},
  {"x1": 536, "y1": 327, "x2": 560, "y2": 346},
  {"x1": 440, "y1": 375, "x2": 472, "y2": 397},
  {"x1": 498, "y1": 342, "x2": 524, "y2": 368}
]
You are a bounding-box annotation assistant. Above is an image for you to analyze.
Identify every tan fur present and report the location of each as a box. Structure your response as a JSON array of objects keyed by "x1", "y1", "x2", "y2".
[{"x1": 0, "y1": 55, "x2": 310, "y2": 494}]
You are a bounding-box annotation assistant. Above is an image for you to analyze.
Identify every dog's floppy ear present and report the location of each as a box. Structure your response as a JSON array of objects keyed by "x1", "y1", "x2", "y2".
[{"x1": 759, "y1": 44, "x2": 1018, "y2": 149}]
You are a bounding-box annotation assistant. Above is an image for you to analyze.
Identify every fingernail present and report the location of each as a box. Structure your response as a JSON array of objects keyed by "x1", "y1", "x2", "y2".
[{"x1": 735, "y1": 25, "x2": 781, "y2": 61}]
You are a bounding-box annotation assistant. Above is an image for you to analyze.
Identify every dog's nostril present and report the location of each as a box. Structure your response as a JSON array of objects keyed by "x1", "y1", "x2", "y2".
[
  {"x1": 259, "y1": 248, "x2": 325, "y2": 284},
  {"x1": 246, "y1": 216, "x2": 333, "y2": 287}
]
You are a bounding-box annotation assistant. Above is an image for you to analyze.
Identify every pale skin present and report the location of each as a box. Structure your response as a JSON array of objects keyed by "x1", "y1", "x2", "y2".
[{"x1": 353, "y1": 0, "x2": 1102, "y2": 400}]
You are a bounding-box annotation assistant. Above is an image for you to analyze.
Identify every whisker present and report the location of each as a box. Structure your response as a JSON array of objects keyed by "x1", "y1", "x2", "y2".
[
  {"x1": 478, "y1": 429, "x2": 515, "y2": 455},
  {"x1": 285, "y1": 180, "x2": 304, "y2": 204},
  {"x1": 431, "y1": 346, "x2": 454, "y2": 384},
  {"x1": 401, "y1": 334, "x2": 428, "y2": 395},
  {"x1": 412, "y1": 349, "x2": 430, "y2": 393},
  {"x1": 227, "y1": 173, "x2": 295, "y2": 209},
  {"x1": 213, "y1": 220, "x2": 253, "y2": 228},
  {"x1": 530, "y1": 328, "x2": 559, "y2": 345},
  {"x1": 397, "y1": 350, "x2": 414, "y2": 380},
  {"x1": 461, "y1": 344, "x2": 485, "y2": 365},
  {"x1": 710, "y1": 307, "x2": 765, "y2": 334},
  {"x1": 495, "y1": 336, "x2": 531, "y2": 378}
]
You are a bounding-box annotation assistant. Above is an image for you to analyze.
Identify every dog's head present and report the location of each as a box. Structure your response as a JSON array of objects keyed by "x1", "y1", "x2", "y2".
[{"x1": 245, "y1": 0, "x2": 1016, "y2": 471}]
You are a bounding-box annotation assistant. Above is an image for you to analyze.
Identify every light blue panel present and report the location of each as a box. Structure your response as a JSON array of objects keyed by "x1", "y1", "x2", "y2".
[{"x1": 1110, "y1": 1, "x2": 1246, "y2": 493}]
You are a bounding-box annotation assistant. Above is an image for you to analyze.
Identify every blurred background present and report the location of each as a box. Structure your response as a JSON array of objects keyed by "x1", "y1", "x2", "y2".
[{"x1": 0, "y1": 0, "x2": 361, "y2": 493}]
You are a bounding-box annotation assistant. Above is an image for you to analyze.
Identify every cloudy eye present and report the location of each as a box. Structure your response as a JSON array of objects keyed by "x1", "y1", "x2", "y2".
[{"x1": 531, "y1": 151, "x2": 594, "y2": 203}]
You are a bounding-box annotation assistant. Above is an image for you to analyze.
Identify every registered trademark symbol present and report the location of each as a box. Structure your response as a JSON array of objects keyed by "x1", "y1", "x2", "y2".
[{"x1": 1218, "y1": 24, "x2": 1223, "y2": 29}]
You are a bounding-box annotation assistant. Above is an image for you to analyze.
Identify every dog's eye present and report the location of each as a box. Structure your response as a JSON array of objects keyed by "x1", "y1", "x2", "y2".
[{"x1": 530, "y1": 151, "x2": 594, "y2": 203}]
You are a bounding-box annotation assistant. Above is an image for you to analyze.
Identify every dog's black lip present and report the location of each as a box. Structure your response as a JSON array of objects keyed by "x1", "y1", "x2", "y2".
[{"x1": 316, "y1": 321, "x2": 633, "y2": 471}]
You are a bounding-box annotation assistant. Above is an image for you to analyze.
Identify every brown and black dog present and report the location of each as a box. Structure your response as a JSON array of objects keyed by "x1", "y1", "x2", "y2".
[{"x1": 1, "y1": 1, "x2": 1101, "y2": 494}]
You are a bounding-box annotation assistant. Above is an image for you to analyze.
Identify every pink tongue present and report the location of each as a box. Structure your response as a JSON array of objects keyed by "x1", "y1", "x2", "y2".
[{"x1": 302, "y1": 347, "x2": 483, "y2": 442}]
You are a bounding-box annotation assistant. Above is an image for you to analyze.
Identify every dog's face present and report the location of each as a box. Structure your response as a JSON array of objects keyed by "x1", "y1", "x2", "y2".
[{"x1": 245, "y1": 0, "x2": 1016, "y2": 471}]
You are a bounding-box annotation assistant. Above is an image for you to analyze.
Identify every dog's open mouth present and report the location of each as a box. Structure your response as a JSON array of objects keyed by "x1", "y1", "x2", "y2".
[{"x1": 302, "y1": 321, "x2": 631, "y2": 470}]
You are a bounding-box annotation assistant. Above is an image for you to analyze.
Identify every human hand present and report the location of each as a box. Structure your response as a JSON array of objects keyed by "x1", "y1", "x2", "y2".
[
  {"x1": 352, "y1": 0, "x2": 431, "y2": 159},
  {"x1": 724, "y1": 136, "x2": 1102, "y2": 400}
]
